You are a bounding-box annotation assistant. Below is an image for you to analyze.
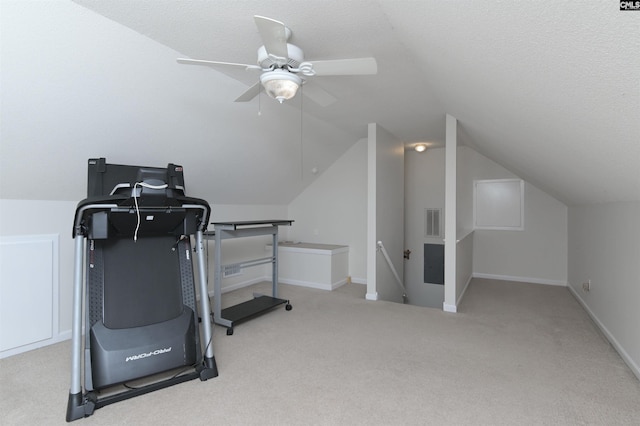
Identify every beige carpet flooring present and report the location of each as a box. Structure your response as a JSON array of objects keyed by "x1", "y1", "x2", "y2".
[{"x1": 1, "y1": 279, "x2": 639, "y2": 425}]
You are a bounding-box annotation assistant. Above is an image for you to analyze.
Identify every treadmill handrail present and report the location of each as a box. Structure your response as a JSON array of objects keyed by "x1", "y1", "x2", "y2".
[
  {"x1": 73, "y1": 203, "x2": 119, "y2": 237},
  {"x1": 181, "y1": 204, "x2": 210, "y2": 232},
  {"x1": 73, "y1": 202, "x2": 211, "y2": 237},
  {"x1": 108, "y1": 183, "x2": 187, "y2": 196}
]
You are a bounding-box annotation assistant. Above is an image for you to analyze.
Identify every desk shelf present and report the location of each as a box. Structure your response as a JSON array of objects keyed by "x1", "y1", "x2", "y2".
[
  {"x1": 205, "y1": 220, "x2": 293, "y2": 335},
  {"x1": 220, "y1": 295, "x2": 291, "y2": 335}
]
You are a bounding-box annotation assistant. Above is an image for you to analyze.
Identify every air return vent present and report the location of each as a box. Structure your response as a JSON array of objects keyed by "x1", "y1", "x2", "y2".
[
  {"x1": 222, "y1": 264, "x2": 241, "y2": 278},
  {"x1": 425, "y1": 208, "x2": 442, "y2": 238}
]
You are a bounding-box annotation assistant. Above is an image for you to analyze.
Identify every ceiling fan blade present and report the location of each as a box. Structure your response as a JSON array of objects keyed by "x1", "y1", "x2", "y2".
[
  {"x1": 234, "y1": 81, "x2": 262, "y2": 102},
  {"x1": 254, "y1": 15, "x2": 289, "y2": 59},
  {"x1": 308, "y1": 57, "x2": 378, "y2": 76},
  {"x1": 301, "y1": 83, "x2": 337, "y2": 107},
  {"x1": 177, "y1": 58, "x2": 261, "y2": 71}
]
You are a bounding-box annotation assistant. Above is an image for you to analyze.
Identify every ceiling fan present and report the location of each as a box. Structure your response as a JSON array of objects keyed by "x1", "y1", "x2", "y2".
[{"x1": 177, "y1": 15, "x2": 377, "y2": 106}]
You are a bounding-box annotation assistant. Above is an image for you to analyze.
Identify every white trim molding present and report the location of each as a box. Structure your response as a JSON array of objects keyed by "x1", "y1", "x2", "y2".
[
  {"x1": 278, "y1": 277, "x2": 347, "y2": 291},
  {"x1": 0, "y1": 234, "x2": 60, "y2": 359},
  {"x1": 443, "y1": 303, "x2": 457, "y2": 313},
  {"x1": 366, "y1": 292, "x2": 379, "y2": 301},
  {"x1": 473, "y1": 178, "x2": 525, "y2": 231},
  {"x1": 568, "y1": 285, "x2": 640, "y2": 381},
  {"x1": 210, "y1": 276, "x2": 267, "y2": 298},
  {"x1": 473, "y1": 273, "x2": 567, "y2": 287}
]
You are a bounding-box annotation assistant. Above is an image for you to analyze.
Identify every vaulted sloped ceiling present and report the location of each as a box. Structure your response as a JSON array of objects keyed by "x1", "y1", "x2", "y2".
[
  {"x1": 3, "y1": 1, "x2": 638, "y2": 206},
  {"x1": 378, "y1": 1, "x2": 640, "y2": 205}
]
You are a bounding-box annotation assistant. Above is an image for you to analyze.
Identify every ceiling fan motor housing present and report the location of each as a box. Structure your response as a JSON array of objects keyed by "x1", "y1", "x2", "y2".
[{"x1": 257, "y1": 44, "x2": 304, "y2": 69}]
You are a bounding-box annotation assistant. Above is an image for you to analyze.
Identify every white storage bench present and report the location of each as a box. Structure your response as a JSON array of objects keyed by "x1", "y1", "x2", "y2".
[{"x1": 266, "y1": 242, "x2": 349, "y2": 290}]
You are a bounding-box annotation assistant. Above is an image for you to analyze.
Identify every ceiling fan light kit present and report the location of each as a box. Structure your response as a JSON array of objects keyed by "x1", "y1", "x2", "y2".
[
  {"x1": 260, "y1": 69, "x2": 301, "y2": 103},
  {"x1": 177, "y1": 15, "x2": 377, "y2": 106}
]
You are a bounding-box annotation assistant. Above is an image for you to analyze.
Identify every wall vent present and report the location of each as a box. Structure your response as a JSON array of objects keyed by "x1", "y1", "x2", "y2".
[
  {"x1": 425, "y1": 208, "x2": 442, "y2": 238},
  {"x1": 222, "y1": 264, "x2": 242, "y2": 278}
]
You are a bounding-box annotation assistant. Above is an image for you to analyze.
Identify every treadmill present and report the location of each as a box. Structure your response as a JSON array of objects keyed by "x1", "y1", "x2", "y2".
[{"x1": 66, "y1": 158, "x2": 217, "y2": 422}]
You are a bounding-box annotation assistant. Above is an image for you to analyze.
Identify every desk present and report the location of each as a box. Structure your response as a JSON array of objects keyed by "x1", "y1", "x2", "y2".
[{"x1": 205, "y1": 220, "x2": 293, "y2": 335}]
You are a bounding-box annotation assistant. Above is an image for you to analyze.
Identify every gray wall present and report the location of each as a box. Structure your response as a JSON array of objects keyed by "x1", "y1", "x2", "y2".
[
  {"x1": 288, "y1": 138, "x2": 368, "y2": 283},
  {"x1": 568, "y1": 201, "x2": 640, "y2": 379},
  {"x1": 404, "y1": 145, "x2": 568, "y2": 309},
  {"x1": 0, "y1": 200, "x2": 77, "y2": 343},
  {"x1": 404, "y1": 148, "x2": 445, "y2": 308},
  {"x1": 457, "y1": 146, "x2": 568, "y2": 285},
  {"x1": 369, "y1": 124, "x2": 405, "y2": 303}
]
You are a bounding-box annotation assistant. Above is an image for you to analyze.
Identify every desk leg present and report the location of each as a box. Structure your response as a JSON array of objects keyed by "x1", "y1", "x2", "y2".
[
  {"x1": 213, "y1": 229, "x2": 223, "y2": 325},
  {"x1": 212, "y1": 229, "x2": 232, "y2": 329},
  {"x1": 272, "y1": 229, "x2": 278, "y2": 299}
]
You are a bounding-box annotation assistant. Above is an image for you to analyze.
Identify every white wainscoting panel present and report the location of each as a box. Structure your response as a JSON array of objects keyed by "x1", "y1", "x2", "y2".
[{"x1": 0, "y1": 235, "x2": 59, "y2": 357}]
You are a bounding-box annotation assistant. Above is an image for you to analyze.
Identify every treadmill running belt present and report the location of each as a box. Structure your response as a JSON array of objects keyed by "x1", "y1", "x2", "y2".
[{"x1": 101, "y1": 236, "x2": 183, "y2": 329}]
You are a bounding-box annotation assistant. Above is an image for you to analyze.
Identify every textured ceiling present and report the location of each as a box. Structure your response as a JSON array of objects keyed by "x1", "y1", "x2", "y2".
[
  {"x1": 3, "y1": 1, "x2": 639, "y2": 206},
  {"x1": 70, "y1": 0, "x2": 445, "y2": 145}
]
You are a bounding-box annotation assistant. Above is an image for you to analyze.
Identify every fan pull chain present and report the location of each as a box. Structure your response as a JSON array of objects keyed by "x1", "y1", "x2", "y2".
[
  {"x1": 300, "y1": 84, "x2": 304, "y2": 180},
  {"x1": 258, "y1": 81, "x2": 262, "y2": 116}
]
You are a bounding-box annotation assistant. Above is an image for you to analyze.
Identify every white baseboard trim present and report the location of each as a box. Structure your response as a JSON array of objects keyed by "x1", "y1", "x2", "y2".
[
  {"x1": 351, "y1": 277, "x2": 367, "y2": 285},
  {"x1": 443, "y1": 303, "x2": 457, "y2": 313},
  {"x1": 332, "y1": 280, "x2": 348, "y2": 290},
  {"x1": 472, "y1": 273, "x2": 567, "y2": 287},
  {"x1": 568, "y1": 285, "x2": 640, "y2": 381},
  {"x1": 0, "y1": 330, "x2": 71, "y2": 359},
  {"x1": 278, "y1": 277, "x2": 347, "y2": 291},
  {"x1": 210, "y1": 276, "x2": 267, "y2": 298},
  {"x1": 211, "y1": 274, "x2": 356, "y2": 298},
  {"x1": 365, "y1": 292, "x2": 378, "y2": 301}
]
